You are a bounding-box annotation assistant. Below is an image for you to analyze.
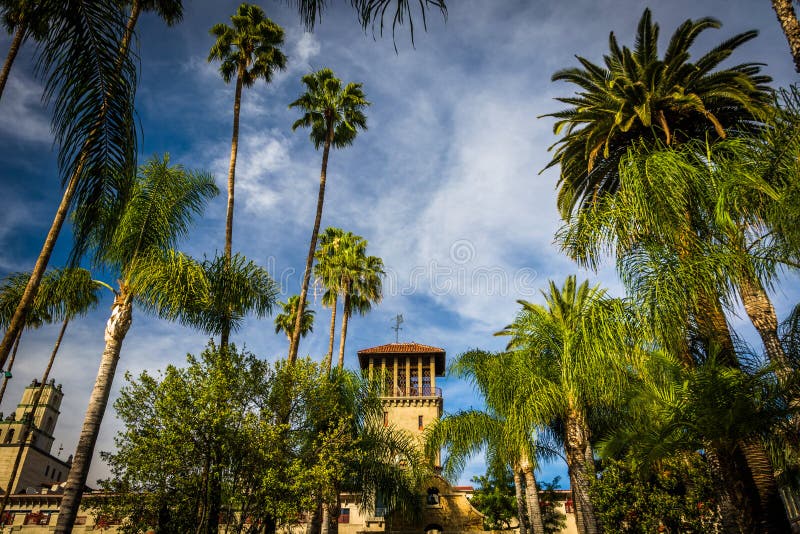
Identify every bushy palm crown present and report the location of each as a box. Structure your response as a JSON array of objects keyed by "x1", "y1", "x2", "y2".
[
  {"x1": 1, "y1": 1, "x2": 49, "y2": 40},
  {"x1": 289, "y1": 68, "x2": 369, "y2": 148},
  {"x1": 208, "y1": 3, "x2": 286, "y2": 88},
  {"x1": 543, "y1": 8, "x2": 772, "y2": 218},
  {"x1": 79, "y1": 155, "x2": 218, "y2": 325},
  {"x1": 274, "y1": 295, "x2": 315, "y2": 339},
  {"x1": 0, "y1": 268, "x2": 102, "y2": 328},
  {"x1": 495, "y1": 277, "x2": 630, "y2": 422}
]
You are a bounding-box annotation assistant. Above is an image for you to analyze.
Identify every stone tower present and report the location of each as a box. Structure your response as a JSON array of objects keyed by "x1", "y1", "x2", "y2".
[
  {"x1": 357, "y1": 342, "x2": 445, "y2": 464},
  {"x1": 0, "y1": 379, "x2": 70, "y2": 493}
]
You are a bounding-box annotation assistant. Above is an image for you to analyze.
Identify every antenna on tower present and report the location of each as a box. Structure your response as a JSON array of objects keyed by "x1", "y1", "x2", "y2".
[{"x1": 392, "y1": 314, "x2": 404, "y2": 343}]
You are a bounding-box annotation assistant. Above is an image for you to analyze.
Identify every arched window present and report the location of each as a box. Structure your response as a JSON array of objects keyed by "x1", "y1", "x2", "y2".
[
  {"x1": 46, "y1": 416, "x2": 54, "y2": 434},
  {"x1": 424, "y1": 523, "x2": 443, "y2": 534},
  {"x1": 426, "y1": 488, "x2": 440, "y2": 506},
  {"x1": 4, "y1": 429, "x2": 14, "y2": 444}
]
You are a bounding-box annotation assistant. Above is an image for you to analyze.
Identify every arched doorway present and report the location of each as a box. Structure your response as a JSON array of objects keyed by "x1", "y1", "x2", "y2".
[{"x1": 424, "y1": 523, "x2": 443, "y2": 534}]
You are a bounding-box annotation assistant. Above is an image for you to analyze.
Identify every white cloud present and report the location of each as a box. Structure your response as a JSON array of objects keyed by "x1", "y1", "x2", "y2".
[{"x1": 0, "y1": 75, "x2": 50, "y2": 143}]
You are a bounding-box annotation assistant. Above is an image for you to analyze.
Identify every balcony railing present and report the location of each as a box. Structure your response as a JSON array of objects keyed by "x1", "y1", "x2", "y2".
[
  {"x1": 367, "y1": 507, "x2": 387, "y2": 522},
  {"x1": 383, "y1": 386, "x2": 442, "y2": 398}
]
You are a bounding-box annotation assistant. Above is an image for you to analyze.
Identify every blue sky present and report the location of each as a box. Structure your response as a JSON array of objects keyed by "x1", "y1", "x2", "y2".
[{"x1": 0, "y1": 0, "x2": 799, "y2": 488}]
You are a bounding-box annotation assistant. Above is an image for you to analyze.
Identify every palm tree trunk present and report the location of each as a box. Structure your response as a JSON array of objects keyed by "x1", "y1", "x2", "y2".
[
  {"x1": 0, "y1": 21, "x2": 26, "y2": 103},
  {"x1": 0, "y1": 331, "x2": 22, "y2": 407},
  {"x1": 739, "y1": 275, "x2": 791, "y2": 377},
  {"x1": 520, "y1": 456, "x2": 544, "y2": 534},
  {"x1": 739, "y1": 438, "x2": 792, "y2": 533},
  {"x1": 55, "y1": 287, "x2": 133, "y2": 533},
  {"x1": 698, "y1": 295, "x2": 791, "y2": 532},
  {"x1": 324, "y1": 296, "x2": 338, "y2": 372},
  {"x1": 564, "y1": 408, "x2": 598, "y2": 534},
  {"x1": 338, "y1": 291, "x2": 350, "y2": 368},
  {"x1": 289, "y1": 119, "x2": 334, "y2": 363},
  {"x1": 0, "y1": 317, "x2": 69, "y2": 518},
  {"x1": 513, "y1": 466, "x2": 529, "y2": 534},
  {"x1": 0, "y1": 0, "x2": 140, "y2": 372},
  {"x1": 771, "y1": 0, "x2": 800, "y2": 72},
  {"x1": 220, "y1": 67, "x2": 245, "y2": 349}
]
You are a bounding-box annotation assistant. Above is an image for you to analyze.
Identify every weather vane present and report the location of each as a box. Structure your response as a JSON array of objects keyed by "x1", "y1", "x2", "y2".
[{"x1": 392, "y1": 314, "x2": 404, "y2": 343}]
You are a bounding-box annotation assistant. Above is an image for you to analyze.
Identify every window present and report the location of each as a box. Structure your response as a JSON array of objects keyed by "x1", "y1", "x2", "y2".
[
  {"x1": 45, "y1": 466, "x2": 49, "y2": 476},
  {"x1": 418, "y1": 415, "x2": 424, "y2": 431},
  {"x1": 56, "y1": 471, "x2": 61, "y2": 482},
  {"x1": 426, "y1": 488, "x2": 440, "y2": 506},
  {"x1": 338, "y1": 508, "x2": 350, "y2": 524},
  {"x1": 4, "y1": 429, "x2": 13, "y2": 444},
  {"x1": 383, "y1": 412, "x2": 388, "y2": 427}
]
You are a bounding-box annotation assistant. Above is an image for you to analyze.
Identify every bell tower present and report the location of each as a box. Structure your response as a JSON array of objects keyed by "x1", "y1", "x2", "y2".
[{"x1": 357, "y1": 342, "x2": 445, "y2": 464}]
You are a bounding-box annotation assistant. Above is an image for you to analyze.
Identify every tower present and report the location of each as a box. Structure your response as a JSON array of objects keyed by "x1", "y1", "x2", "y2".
[
  {"x1": 0, "y1": 379, "x2": 70, "y2": 493},
  {"x1": 357, "y1": 342, "x2": 445, "y2": 464}
]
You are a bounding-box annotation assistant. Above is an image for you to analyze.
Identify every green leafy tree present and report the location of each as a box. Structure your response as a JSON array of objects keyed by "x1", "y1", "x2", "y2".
[
  {"x1": 54, "y1": 155, "x2": 219, "y2": 532},
  {"x1": 468, "y1": 468, "x2": 517, "y2": 531},
  {"x1": 288, "y1": 69, "x2": 369, "y2": 363},
  {"x1": 590, "y1": 456, "x2": 719, "y2": 533},
  {"x1": 208, "y1": 2, "x2": 286, "y2": 346},
  {"x1": 543, "y1": 8, "x2": 771, "y2": 218},
  {"x1": 538, "y1": 477, "x2": 568, "y2": 534}
]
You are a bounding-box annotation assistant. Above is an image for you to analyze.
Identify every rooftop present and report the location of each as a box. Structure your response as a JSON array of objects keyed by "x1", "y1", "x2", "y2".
[{"x1": 357, "y1": 342, "x2": 446, "y2": 375}]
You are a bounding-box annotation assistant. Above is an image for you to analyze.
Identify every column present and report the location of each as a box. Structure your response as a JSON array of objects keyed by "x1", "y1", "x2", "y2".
[
  {"x1": 405, "y1": 356, "x2": 411, "y2": 396},
  {"x1": 417, "y1": 357, "x2": 423, "y2": 396},
  {"x1": 393, "y1": 358, "x2": 398, "y2": 397}
]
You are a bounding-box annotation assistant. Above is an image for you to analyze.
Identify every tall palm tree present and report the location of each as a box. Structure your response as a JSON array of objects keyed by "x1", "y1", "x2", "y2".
[
  {"x1": 314, "y1": 227, "x2": 346, "y2": 371},
  {"x1": 496, "y1": 277, "x2": 632, "y2": 534},
  {"x1": 0, "y1": 0, "x2": 139, "y2": 371},
  {"x1": 338, "y1": 253, "x2": 384, "y2": 368},
  {"x1": 287, "y1": 69, "x2": 369, "y2": 363},
  {"x1": 54, "y1": 155, "x2": 219, "y2": 533},
  {"x1": 0, "y1": 268, "x2": 104, "y2": 518},
  {"x1": 274, "y1": 295, "x2": 315, "y2": 342},
  {"x1": 771, "y1": 0, "x2": 800, "y2": 72},
  {"x1": 543, "y1": 8, "x2": 771, "y2": 218},
  {"x1": 0, "y1": 0, "x2": 187, "y2": 377},
  {"x1": 208, "y1": 3, "x2": 286, "y2": 346}
]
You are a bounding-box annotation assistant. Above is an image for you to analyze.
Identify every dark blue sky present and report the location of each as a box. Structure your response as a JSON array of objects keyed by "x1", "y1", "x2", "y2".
[{"x1": 0, "y1": 0, "x2": 798, "y2": 487}]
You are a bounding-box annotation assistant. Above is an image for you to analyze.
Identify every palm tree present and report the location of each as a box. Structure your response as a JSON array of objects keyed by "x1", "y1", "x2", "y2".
[
  {"x1": 0, "y1": 268, "x2": 104, "y2": 518},
  {"x1": 0, "y1": 0, "x2": 49, "y2": 100},
  {"x1": 208, "y1": 3, "x2": 286, "y2": 346},
  {"x1": 54, "y1": 155, "x2": 219, "y2": 533},
  {"x1": 287, "y1": 69, "x2": 369, "y2": 363},
  {"x1": 426, "y1": 349, "x2": 556, "y2": 534},
  {"x1": 496, "y1": 277, "x2": 632, "y2": 534},
  {"x1": 771, "y1": 0, "x2": 800, "y2": 72},
  {"x1": 308, "y1": 367, "x2": 428, "y2": 534},
  {"x1": 543, "y1": 8, "x2": 771, "y2": 218},
  {"x1": 274, "y1": 295, "x2": 315, "y2": 342},
  {"x1": 338, "y1": 253, "x2": 384, "y2": 368},
  {"x1": 0, "y1": 0, "x2": 186, "y2": 377},
  {"x1": 314, "y1": 227, "x2": 346, "y2": 371}
]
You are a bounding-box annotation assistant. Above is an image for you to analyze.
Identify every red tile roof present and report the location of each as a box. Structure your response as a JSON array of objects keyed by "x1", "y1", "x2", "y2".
[
  {"x1": 357, "y1": 343, "x2": 446, "y2": 375},
  {"x1": 357, "y1": 342, "x2": 445, "y2": 354}
]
